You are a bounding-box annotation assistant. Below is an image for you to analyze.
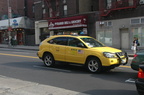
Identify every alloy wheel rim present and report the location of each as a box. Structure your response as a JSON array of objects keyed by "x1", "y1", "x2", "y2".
[
  {"x1": 45, "y1": 56, "x2": 52, "y2": 66},
  {"x1": 88, "y1": 60, "x2": 98, "y2": 72}
]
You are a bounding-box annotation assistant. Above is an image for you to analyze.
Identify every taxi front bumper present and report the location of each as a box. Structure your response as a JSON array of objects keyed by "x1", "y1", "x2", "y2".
[{"x1": 102, "y1": 52, "x2": 128, "y2": 68}]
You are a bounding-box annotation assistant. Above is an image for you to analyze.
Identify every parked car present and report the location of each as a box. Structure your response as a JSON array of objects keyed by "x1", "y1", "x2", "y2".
[
  {"x1": 131, "y1": 50, "x2": 144, "y2": 71},
  {"x1": 135, "y1": 64, "x2": 144, "y2": 95},
  {"x1": 37, "y1": 34, "x2": 128, "y2": 73}
]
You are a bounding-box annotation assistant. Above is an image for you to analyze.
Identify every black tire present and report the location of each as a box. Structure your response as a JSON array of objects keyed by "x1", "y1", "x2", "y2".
[
  {"x1": 43, "y1": 53, "x2": 55, "y2": 67},
  {"x1": 85, "y1": 57, "x2": 102, "y2": 73}
]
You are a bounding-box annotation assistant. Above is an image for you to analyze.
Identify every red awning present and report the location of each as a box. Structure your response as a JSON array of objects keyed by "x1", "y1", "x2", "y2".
[{"x1": 48, "y1": 15, "x2": 88, "y2": 30}]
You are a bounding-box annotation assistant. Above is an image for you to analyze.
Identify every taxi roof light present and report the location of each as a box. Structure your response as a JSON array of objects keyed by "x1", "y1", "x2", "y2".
[{"x1": 71, "y1": 33, "x2": 79, "y2": 36}]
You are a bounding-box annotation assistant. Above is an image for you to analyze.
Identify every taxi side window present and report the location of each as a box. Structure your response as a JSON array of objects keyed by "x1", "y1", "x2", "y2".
[
  {"x1": 48, "y1": 37, "x2": 67, "y2": 45},
  {"x1": 68, "y1": 38, "x2": 84, "y2": 47}
]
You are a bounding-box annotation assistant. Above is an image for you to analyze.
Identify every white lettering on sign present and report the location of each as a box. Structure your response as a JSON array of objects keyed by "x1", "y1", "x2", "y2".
[
  {"x1": 54, "y1": 20, "x2": 82, "y2": 26},
  {"x1": 71, "y1": 20, "x2": 81, "y2": 24}
]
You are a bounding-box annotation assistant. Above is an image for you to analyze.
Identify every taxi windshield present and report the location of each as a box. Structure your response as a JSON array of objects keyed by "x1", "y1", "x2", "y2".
[{"x1": 80, "y1": 37, "x2": 105, "y2": 47}]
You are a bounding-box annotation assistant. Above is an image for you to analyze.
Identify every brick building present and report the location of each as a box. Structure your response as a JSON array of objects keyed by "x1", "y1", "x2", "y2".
[{"x1": 0, "y1": 0, "x2": 35, "y2": 45}]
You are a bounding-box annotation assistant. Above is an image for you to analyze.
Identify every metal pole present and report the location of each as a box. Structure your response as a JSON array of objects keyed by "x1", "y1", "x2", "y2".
[{"x1": 7, "y1": 0, "x2": 11, "y2": 47}]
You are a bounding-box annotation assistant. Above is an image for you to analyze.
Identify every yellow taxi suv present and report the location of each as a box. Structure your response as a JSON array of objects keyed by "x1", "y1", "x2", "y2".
[{"x1": 37, "y1": 35, "x2": 128, "y2": 73}]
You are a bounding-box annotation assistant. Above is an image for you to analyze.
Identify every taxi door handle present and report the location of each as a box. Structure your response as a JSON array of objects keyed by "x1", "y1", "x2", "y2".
[{"x1": 56, "y1": 47, "x2": 59, "y2": 51}]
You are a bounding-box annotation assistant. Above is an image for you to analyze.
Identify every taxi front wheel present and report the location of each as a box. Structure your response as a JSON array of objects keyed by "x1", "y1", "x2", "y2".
[
  {"x1": 43, "y1": 53, "x2": 55, "y2": 67},
  {"x1": 85, "y1": 57, "x2": 102, "y2": 73}
]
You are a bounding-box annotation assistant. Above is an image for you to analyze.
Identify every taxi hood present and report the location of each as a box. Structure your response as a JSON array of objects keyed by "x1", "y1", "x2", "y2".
[{"x1": 90, "y1": 47, "x2": 122, "y2": 53}]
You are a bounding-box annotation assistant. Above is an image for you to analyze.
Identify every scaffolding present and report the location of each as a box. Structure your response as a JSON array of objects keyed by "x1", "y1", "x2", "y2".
[
  {"x1": 100, "y1": 0, "x2": 139, "y2": 17},
  {"x1": 43, "y1": 0, "x2": 59, "y2": 19}
]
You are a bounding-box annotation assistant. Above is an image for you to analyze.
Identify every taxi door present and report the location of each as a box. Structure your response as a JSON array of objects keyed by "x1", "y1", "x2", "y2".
[
  {"x1": 65, "y1": 37, "x2": 86, "y2": 64},
  {"x1": 49, "y1": 37, "x2": 67, "y2": 61}
]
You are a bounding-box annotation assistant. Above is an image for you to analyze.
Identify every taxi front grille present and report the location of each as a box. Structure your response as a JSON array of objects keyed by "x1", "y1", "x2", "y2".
[{"x1": 116, "y1": 52, "x2": 125, "y2": 56}]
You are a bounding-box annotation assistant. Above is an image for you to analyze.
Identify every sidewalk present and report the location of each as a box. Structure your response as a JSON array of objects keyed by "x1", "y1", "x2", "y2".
[
  {"x1": 0, "y1": 75, "x2": 87, "y2": 95},
  {"x1": 0, "y1": 44, "x2": 134, "y2": 57},
  {"x1": 0, "y1": 44, "x2": 38, "y2": 51}
]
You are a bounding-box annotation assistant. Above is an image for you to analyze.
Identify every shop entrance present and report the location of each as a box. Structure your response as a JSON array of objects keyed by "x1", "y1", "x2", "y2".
[
  {"x1": 17, "y1": 33, "x2": 23, "y2": 45},
  {"x1": 120, "y1": 29, "x2": 129, "y2": 49}
]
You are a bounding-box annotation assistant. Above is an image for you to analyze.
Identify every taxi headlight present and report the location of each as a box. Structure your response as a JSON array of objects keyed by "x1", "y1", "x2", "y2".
[{"x1": 103, "y1": 52, "x2": 116, "y2": 58}]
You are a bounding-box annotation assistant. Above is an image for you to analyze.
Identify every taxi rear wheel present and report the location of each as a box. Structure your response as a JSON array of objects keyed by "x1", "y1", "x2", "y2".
[
  {"x1": 43, "y1": 53, "x2": 55, "y2": 67},
  {"x1": 85, "y1": 57, "x2": 102, "y2": 73}
]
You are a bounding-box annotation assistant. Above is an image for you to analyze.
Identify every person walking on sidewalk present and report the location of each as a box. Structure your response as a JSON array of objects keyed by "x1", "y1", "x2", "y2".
[{"x1": 132, "y1": 37, "x2": 140, "y2": 54}]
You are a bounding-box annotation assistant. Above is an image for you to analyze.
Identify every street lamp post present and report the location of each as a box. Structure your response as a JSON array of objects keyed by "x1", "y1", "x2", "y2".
[{"x1": 7, "y1": 0, "x2": 11, "y2": 47}]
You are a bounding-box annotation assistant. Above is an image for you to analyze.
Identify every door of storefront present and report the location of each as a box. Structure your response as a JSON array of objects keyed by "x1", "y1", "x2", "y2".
[
  {"x1": 17, "y1": 33, "x2": 23, "y2": 45},
  {"x1": 120, "y1": 29, "x2": 129, "y2": 49}
]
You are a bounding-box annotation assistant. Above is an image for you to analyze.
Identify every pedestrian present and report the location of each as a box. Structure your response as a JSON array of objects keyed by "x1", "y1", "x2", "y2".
[
  {"x1": 132, "y1": 37, "x2": 140, "y2": 54},
  {"x1": 11, "y1": 37, "x2": 14, "y2": 47}
]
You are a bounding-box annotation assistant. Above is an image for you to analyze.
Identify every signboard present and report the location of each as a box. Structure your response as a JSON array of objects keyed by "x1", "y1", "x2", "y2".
[
  {"x1": 8, "y1": 7, "x2": 12, "y2": 18},
  {"x1": 48, "y1": 15, "x2": 87, "y2": 30},
  {"x1": 13, "y1": 19, "x2": 18, "y2": 26}
]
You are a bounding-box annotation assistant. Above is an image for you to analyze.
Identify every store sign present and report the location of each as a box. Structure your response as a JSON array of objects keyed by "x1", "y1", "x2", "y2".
[
  {"x1": 0, "y1": 26, "x2": 7, "y2": 29},
  {"x1": 48, "y1": 15, "x2": 87, "y2": 30}
]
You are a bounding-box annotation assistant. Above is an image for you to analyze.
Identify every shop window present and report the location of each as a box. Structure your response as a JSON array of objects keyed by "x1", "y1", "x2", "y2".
[
  {"x1": 132, "y1": 28, "x2": 144, "y2": 46},
  {"x1": 97, "y1": 30, "x2": 112, "y2": 46}
]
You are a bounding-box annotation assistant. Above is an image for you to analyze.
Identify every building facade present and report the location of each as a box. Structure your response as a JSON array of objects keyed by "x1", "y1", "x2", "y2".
[
  {"x1": 34, "y1": 0, "x2": 144, "y2": 50},
  {"x1": 96, "y1": 0, "x2": 144, "y2": 49},
  {"x1": 0, "y1": 0, "x2": 35, "y2": 45},
  {"x1": 34, "y1": 0, "x2": 99, "y2": 45}
]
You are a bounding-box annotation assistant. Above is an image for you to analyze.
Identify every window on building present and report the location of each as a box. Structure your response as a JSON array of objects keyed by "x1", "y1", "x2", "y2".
[
  {"x1": 106, "y1": 0, "x2": 112, "y2": 9},
  {"x1": 141, "y1": 18, "x2": 144, "y2": 23},
  {"x1": 49, "y1": 8, "x2": 53, "y2": 17},
  {"x1": 104, "y1": 21, "x2": 112, "y2": 26},
  {"x1": 32, "y1": 4, "x2": 35, "y2": 13},
  {"x1": 97, "y1": 30, "x2": 112, "y2": 46},
  {"x1": 131, "y1": 19, "x2": 140, "y2": 24},
  {"x1": 63, "y1": 4, "x2": 67, "y2": 16},
  {"x1": 63, "y1": 0, "x2": 66, "y2": 4},
  {"x1": 139, "y1": 0, "x2": 144, "y2": 5}
]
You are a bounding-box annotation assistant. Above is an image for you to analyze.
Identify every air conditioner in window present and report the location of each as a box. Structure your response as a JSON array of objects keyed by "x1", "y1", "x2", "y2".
[
  {"x1": 140, "y1": 1, "x2": 144, "y2": 4},
  {"x1": 107, "y1": 6, "x2": 111, "y2": 9},
  {"x1": 99, "y1": 21, "x2": 104, "y2": 25}
]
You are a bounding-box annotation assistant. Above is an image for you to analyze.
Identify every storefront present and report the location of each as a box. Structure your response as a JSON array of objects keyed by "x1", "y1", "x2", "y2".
[
  {"x1": 35, "y1": 20, "x2": 49, "y2": 45},
  {"x1": 0, "y1": 17, "x2": 34, "y2": 45},
  {"x1": 35, "y1": 15, "x2": 88, "y2": 45},
  {"x1": 96, "y1": 16, "x2": 144, "y2": 49},
  {"x1": 48, "y1": 15, "x2": 88, "y2": 35}
]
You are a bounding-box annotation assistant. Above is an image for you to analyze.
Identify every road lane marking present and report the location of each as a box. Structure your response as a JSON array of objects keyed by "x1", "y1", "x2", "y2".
[
  {"x1": 119, "y1": 65, "x2": 131, "y2": 68},
  {"x1": 0, "y1": 53, "x2": 38, "y2": 59},
  {"x1": 0, "y1": 53, "x2": 132, "y2": 69},
  {"x1": 125, "y1": 78, "x2": 135, "y2": 83}
]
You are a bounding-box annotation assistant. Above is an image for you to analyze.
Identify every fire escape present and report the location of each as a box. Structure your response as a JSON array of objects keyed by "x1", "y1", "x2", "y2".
[
  {"x1": 99, "y1": 0, "x2": 139, "y2": 17},
  {"x1": 43, "y1": 0, "x2": 59, "y2": 19}
]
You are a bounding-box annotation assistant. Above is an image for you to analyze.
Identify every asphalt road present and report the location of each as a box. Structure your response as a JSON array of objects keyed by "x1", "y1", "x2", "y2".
[{"x1": 0, "y1": 48, "x2": 139, "y2": 95}]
